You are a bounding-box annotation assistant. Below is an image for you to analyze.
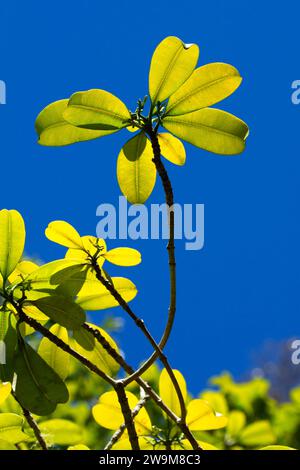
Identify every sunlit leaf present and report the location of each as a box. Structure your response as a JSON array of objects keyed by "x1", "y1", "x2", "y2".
[
  {"x1": 32, "y1": 296, "x2": 86, "y2": 330},
  {"x1": 8, "y1": 261, "x2": 39, "y2": 285},
  {"x1": 260, "y1": 445, "x2": 295, "y2": 450},
  {"x1": 112, "y1": 437, "x2": 156, "y2": 450},
  {"x1": 0, "y1": 209, "x2": 25, "y2": 280},
  {"x1": 39, "y1": 419, "x2": 83, "y2": 446},
  {"x1": 172, "y1": 439, "x2": 218, "y2": 450},
  {"x1": 38, "y1": 324, "x2": 70, "y2": 380},
  {"x1": 0, "y1": 382, "x2": 11, "y2": 405},
  {"x1": 163, "y1": 108, "x2": 249, "y2": 155},
  {"x1": 159, "y1": 368, "x2": 187, "y2": 418},
  {"x1": 158, "y1": 133, "x2": 186, "y2": 165},
  {"x1": 65, "y1": 236, "x2": 107, "y2": 265},
  {"x1": 0, "y1": 310, "x2": 17, "y2": 382},
  {"x1": 103, "y1": 248, "x2": 141, "y2": 266},
  {"x1": 72, "y1": 324, "x2": 120, "y2": 376},
  {"x1": 186, "y1": 399, "x2": 228, "y2": 431},
  {"x1": 14, "y1": 340, "x2": 69, "y2": 415},
  {"x1": 239, "y1": 421, "x2": 276, "y2": 447},
  {"x1": 117, "y1": 133, "x2": 156, "y2": 204},
  {"x1": 93, "y1": 390, "x2": 151, "y2": 434},
  {"x1": 45, "y1": 221, "x2": 83, "y2": 249},
  {"x1": 35, "y1": 99, "x2": 108, "y2": 146},
  {"x1": 0, "y1": 439, "x2": 17, "y2": 450},
  {"x1": 166, "y1": 63, "x2": 242, "y2": 116},
  {"x1": 0, "y1": 413, "x2": 29, "y2": 443},
  {"x1": 149, "y1": 36, "x2": 199, "y2": 104},
  {"x1": 200, "y1": 390, "x2": 228, "y2": 416},
  {"x1": 226, "y1": 410, "x2": 246, "y2": 439},
  {"x1": 63, "y1": 89, "x2": 130, "y2": 131},
  {"x1": 76, "y1": 277, "x2": 137, "y2": 310}
]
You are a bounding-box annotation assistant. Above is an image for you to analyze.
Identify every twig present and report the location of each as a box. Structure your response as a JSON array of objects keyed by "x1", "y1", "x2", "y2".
[
  {"x1": 104, "y1": 393, "x2": 150, "y2": 450},
  {"x1": 113, "y1": 382, "x2": 140, "y2": 450},
  {"x1": 13, "y1": 393, "x2": 48, "y2": 450}
]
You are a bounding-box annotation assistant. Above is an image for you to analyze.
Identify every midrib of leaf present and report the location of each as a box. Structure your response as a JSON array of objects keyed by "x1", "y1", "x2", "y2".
[
  {"x1": 70, "y1": 104, "x2": 128, "y2": 123},
  {"x1": 167, "y1": 74, "x2": 239, "y2": 114},
  {"x1": 152, "y1": 44, "x2": 183, "y2": 104},
  {"x1": 164, "y1": 117, "x2": 245, "y2": 141}
]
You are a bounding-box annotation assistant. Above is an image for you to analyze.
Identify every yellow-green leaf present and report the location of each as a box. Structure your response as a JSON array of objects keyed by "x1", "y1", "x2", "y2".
[
  {"x1": 65, "y1": 236, "x2": 107, "y2": 265},
  {"x1": 0, "y1": 209, "x2": 25, "y2": 280},
  {"x1": 63, "y1": 89, "x2": 130, "y2": 130},
  {"x1": 35, "y1": 99, "x2": 108, "y2": 146},
  {"x1": 72, "y1": 324, "x2": 120, "y2": 376},
  {"x1": 117, "y1": 133, "x2": 156, "y2": 204},
  {"x1": 93, "y1": 390, "x2": 151, "y2": 434},
  {"x1": 8, "y1": 261, "x2": 39, "y2": 285},
  {"x1": 45, "y1": 221, "x2": 83, "y2": 249},
  {"x1": 38, "y1": 324, "x2": 70, "y2": 380},
  {"x1": 76, "y1": 277, "x2": 137, "y2": 310},
  {"x1": 166, "y1": 63, "x2": 242, "y2": 116},
  {"x1": 68, "y1": 444, "x2": 90, "y2": 450},
  {"x1": 0, "y1": 413, "x2": 29, "y2": 444},
  {"x1": 260, "y1": 445, "x2": 295, "y2": 450},
  {"x1": 32, "y1": 296, "x2": 86, "y2": 330},
  {"x1": 103, "y1": 248, "x2": 141, "y2": 266},
  {"x1": 0, "y1": 382, "x2": 11, "y2": 405},
  {"x1": 226, "y1": 410, "x2": 246, "y2": 438},
  {"x1": 186, "y1": 399, "x2": 228, "y2": 431},
  {"x1": 239, "y1": 421, "x2": 276, "y2": 447},
  {"x1": 149, "y1": 36, "x2": 199, "y2": 104},
  {"x1": 200, "y1": 390, "x2": 228, "y2": 416},
  {"x1": 159, "y1": 369, "x2": 187, "y2": 418},
  {"x1": 158, "y1": 133, "x2": 186, "y2": 166},
  {"x1": 39, "y1": 419, "x2": 83, "y2": 446},
  {"x1": 0, "y1": 439, "x2": 17, "y2": 450},
  {"x1": 163, "y1": 108, "x2": 249, "y2": 155}
]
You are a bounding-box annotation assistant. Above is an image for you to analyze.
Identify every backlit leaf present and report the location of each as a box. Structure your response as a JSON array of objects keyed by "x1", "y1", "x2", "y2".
[
  {"x1": 103, "y1": 248, "x2": 141, "y2": 266},
  {"x1": 32, "y1": 296, "x2": 86, "y2": 330},
  {"x1": 14, "y1": 340, "x2": 69, "y2": 415},
  {"x1": 38, "y1": 324, "x2": 70, "y2": 380},
  {"x1": 39, "y1": 419, "x2": 83, "y2": 446},
  {"x1": 239, "y1": 421, "x2": 276, "y2": 447},
  {"x1": 0, "y1": 382, "x2": 11, "y2": 405},
  {"x1": 0, "y1": 413, "x2": 29, "y2": 444},
  {"x1": 149, "y1": 36, "x2": 199, "y2": 104},
  {"x1": 65, "y1": 236, "x2": 106, "y2": 265},
  {"x1": 158, "y1": 133, "x2": 186, "y2": 166},
  {"x1": 163, "y1": 108, "x2": 249, "y2": 155},
  {"x1": 8, "y1": 261, "x2": 39, "y2": 285},
  {"x1": 63, "y1": 89, "x2": 130, "y2": 130},
  {"x1": 45, "y1": 221, "x2": 83, "y2": 249},
  {"x1": 186, "y1": 399, "x2": 228, "y2": 431},
  {"x1": 72, "y1": 324, "x2": 120, "y2": 376},
  {"x1": 0, "y1": 310, "x2": 17, "y2": 382},
  {"x1": 0, "y1": 209, "x2": 25, "y2": 280},
  {"x1": 159, "y1": 368, "x2": 187, "y2": 418},
  {"x1": 35, "y1": 99, "x2": 107, "y2": 146},
  {"x1": 166, "y1": 63, "x2": 242, "y2": 116},
  {"x1": 117, "y1": 133, "x2": 156, "y2": 204},
  {"x1": 76, "y1": 277, "x2": 137, "y2": 310},
  {"x1": 93, "y1": 390, "x2": 151, "y2": 434}
]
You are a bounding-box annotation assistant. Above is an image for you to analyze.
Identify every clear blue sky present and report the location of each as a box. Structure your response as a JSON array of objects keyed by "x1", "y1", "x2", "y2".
[{"x1": 1, "y1": 0, "x2": 299, "y2": 393}]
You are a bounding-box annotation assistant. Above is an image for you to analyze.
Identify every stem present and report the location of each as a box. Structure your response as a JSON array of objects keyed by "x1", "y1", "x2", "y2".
[
  {"x1": 104, "y1": 394, "x2": 150, "y2": 450},
  {"x1": 13, "y1": 393, "x2": 48, "y2": 450},
  {"x1": 90, "y1": 265, "x2": 186, "y2": 420},
  {"x1": 114, "y1": 382, "x2": 140, "y2": 450}
]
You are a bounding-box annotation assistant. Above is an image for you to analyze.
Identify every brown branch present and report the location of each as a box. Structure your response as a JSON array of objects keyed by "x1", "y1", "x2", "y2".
[
  {"x1": 113, "y1": 382, "x2": 140, "y2": 450},
  {"x1": 104, "y1": 393, "x2": 150, "y2": 450},
  {"x1": 13, "y1": 393, "x2": 48, "y2": 450}
]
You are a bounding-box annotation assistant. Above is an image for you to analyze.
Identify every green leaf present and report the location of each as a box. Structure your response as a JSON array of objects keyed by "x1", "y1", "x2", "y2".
[
  {"x1": 239, "y1": 421, "x2": 276, "y2": 447},
  {"x1": 0, "y1": 439, "x2": 17, "y2": 450},
  {"x1": 163, "y1": 108, "x2": 249, "y2": 155},
  {"x1": 149, "y1": 36, "x2": 199, "y2": 104},
  {"x1": 14, "y1": 340, "x2": 69, "y2": 415},
  {"x1": 226, "y1": 410, "x2": 246, "y2": 439},
  {"x1": 76, "y1": 277, "x2": 137, "y2": 310},
  {"x1": 35, "y1": 99, "x2": 108, "y2": 146},
  {"x1": 166, "y1": 63, "x2": 242, "y2": 116},
  {"x1": 72, "y1": 324, "x2": 120, "y2": 376},
  {"x1": 0, "y1": 413, "x2": 29, "y2": 444},
  {"x1": 260, "y1": 446, "x2": 296, "y2": 450},
  {"x1": 38, "y1": 324, "x2": 70, "y2": 380},
  {"x1": 157, "y1": 133, "x2": 186, "y2": 166},
  {"x1": 45, "y1": 221, "x2": 83, "y2": 249},
  {"x1": 0, "y1": 310, "x2": 17, "y2": 382},
  {"x1": 0, "y1": 209, "x2": 25, "y2": 280},
  {"x1": 39, "y1": 419, "x2": 83, "y2": 446},
  {"x1": 63, "y1": 89, "x2": 130, "y2": 130},
  {"x1": 32, "y1": 296, "x2": 86, "y2": 330},
  {"x1": 117, "y1": 133, "x2": 156, "y2": 204}
]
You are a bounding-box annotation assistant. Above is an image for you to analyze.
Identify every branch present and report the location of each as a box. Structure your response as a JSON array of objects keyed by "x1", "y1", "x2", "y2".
[
  {"x1": 113, "y1": 382, "x2": 140, "y2": 450},
  {"x1": 13, "y1": 393, "x2": 48, "y2": 450},
  {"x1": 104, "y1": 393, "x2": 150, "y2": 450}
]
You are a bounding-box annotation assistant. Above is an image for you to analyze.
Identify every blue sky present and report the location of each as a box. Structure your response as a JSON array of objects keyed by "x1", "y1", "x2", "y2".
[{"x1": 1, "y1": 0, "x2": 299, "y2": 393}]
